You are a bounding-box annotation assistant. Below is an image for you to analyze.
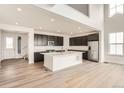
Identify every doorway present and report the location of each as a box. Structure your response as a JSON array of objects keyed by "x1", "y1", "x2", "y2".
[
  {"x1": 2, "y1": 31, "x2": 28, "y2": 60},
  {"x1": 3, "y1": 32, "x2": 16, "y2": 59}
]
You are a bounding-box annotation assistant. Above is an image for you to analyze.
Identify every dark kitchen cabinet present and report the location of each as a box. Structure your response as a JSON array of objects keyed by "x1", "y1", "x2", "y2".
[
  {"x1": 75, "y1": 37, "x2": 81, "y2": 45},
  {"x1": 48, "y1": 35, "x2": 63, "y2": 46},
  {"x1": 34, "y1": 34, "x2": 38, "y2": 46},
  {"x1": 34, "y1": 52, "x2": 44, "y2": 62},
  {"x1": 69, "y1": 38, "x2": 75, "y2": 46},
  {"x1": 54, "y1": 36, "x2": 58, "y2": 45},
  {"x1": 34, "y1": 34, "x2": 63, "y2": 46},
  {"x1": 42, "y1": 35, "x2": 48, "y2": 46},
  {"x1": 37, "y1": 34, "x2": 42, "y2": 46},
  {"x1": 34, "y1": 34, "x2": 48, "y2": 46},
  {"x1": 82, "y1": 51, "x2": 88, "y2": 60},
  {"x1": 81, "y1": 36, "x2": 88, "y2": 45},
  {"x1": 88, "y1": 33, "x2": 99, "y2": 41},
  {"x1": 38, "y1": 35, "x2": 48, "y2": 46},
  {"x1": 48, "y1": 36, "x2": 63, "y2": 46},
  {"x1": 48, "y1": 36, "x2": 55, "y2": 41},
  {"x1": 56, "y1": 37, "x2": 63, "y2": 46},
  {"x1": 69, "y1": 33, "x2": 99, "y2": 46},
  {"x1": 69, "y1": 36, "x2": 88, "y2": 46}
]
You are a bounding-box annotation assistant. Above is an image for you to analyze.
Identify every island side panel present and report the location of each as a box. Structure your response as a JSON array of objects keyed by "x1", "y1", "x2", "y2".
[
  {"x1": 44, "y1": 55, "x2": 53, "y2": 71},
  {"x1": 52, "y1": 53, "x2": 82, "y2": 71}
]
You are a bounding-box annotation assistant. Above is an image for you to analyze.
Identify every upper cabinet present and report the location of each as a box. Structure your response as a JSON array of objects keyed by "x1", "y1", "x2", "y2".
[
  {"x1": 69, "y1": 33, "x2": 99, "y2": 46},
  {"x1": 34, "y1": 34, "x2": 63, "y2": 46},
  {"x1": 70, "y1": 36, "x2": 88, "y2": 46},
  {"x1": 88, "y1": 33, "x2": 99, "y2": 41},
  {"x1": 42, "y1": 35, "x2": 48, "y2": 46},
  {"x1": 34, "y1": 34, "x2": 48, "y2": 46},
  {"x1": 34, "y1": 34, "x2": 38, "y2": 46},
  {"x1": 48, "y1": 35, "x2": 63, "y2": 46}
]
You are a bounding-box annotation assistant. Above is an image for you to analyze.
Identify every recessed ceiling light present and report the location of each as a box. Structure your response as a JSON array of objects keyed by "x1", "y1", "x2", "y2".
[
  {"x1": 50, "y1": 18, "x2": 54, "y2": 22},
  {"x1": 39, "y1": 27, "x2": 43, "y2": 29},
  {"x1": 17, "y1": 8, "x2": 22, "y2": 12},
  {"x1": 15, "y1": 22, "x2": 18, "y2": 25},
  {"x1": 80, "y1": 31, "x2": 82, "y2": 32},
  {"x1": 78, "y1": 27, "x2": 81, "y2": 30}
]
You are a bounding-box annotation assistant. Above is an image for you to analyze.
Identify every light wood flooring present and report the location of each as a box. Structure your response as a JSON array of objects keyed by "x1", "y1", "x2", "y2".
[{"x1": 0, "y1": 59, "x2": 124, "y2": 88}]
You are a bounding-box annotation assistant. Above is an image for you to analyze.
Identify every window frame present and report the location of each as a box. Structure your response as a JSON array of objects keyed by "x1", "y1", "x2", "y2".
[
  {"x1": 108, "y1": 32, "x2": 124, "y2": 56},
  {"x1": 6, "y1": 36, "x2": 14, "y2": 49},
  {"x1": 109, "y1": 4, "x2": 124, "y2": 17}
]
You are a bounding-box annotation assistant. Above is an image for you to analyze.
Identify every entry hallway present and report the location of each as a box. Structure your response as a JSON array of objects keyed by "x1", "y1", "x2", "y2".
[{"x1": 0, "y1": 59, "x2": 124, "y2": 88}]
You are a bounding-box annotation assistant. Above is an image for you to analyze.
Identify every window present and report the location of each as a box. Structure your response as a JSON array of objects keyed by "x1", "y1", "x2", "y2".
[
  {"x1": 109, "y1": 32, "x2": 124, "y2": 55},
  {"x1": 6, "y1": 37, "x2": 13, "y2": 49},
  {"x1": 109, "y1": 4, "x2": 123, "y2": 17}
]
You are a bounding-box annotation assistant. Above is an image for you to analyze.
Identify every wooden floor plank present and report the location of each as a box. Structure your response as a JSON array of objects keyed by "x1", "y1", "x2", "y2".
[{"x1": 0, "y1": 59, "x2": 124, "y2": 88}]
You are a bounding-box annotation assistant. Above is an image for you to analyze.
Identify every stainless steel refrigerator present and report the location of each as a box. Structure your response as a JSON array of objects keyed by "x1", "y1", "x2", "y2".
[{"x1": 88, "y1": 41, "x2": 99, "y2": 62}]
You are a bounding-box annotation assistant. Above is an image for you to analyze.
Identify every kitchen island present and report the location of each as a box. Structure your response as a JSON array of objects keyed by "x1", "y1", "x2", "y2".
[{"x1": 42, "y1": 51, "x2": 83, "y2": 71}]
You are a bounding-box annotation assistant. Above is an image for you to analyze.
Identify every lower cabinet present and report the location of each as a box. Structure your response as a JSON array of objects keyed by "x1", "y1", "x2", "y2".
[
  {"x1": 34, "y1": 52, "x2": 44, "y2": 62},
  {"x1": 82, "y1": 51, "x2": 88, "y2": 60}
]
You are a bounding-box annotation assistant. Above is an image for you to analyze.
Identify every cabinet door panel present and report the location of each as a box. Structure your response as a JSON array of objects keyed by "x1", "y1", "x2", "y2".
[
  {"x1": 55, "y1": 36, "x2": 58, "y2": 46},
  {"x1": 37, "y1": 35, "x2": 42, "y2": 46},
  {"x1": 69, "y1": 36, "x2": 88, "y2": 46},
  {"x1": 70, "y1": 38, "x2": 74, "y2": 46},
  {"x1": 48, "y1": 36, "x2": 55, "y2": 41},
  {"x1": 81, "y1": 36, "x2": 88, "y2": 45},
  {"x1": 88, "y1": 34, "x2": 99, "y2": 41},
  {"x1": 58, "y1": 37, "x2": 63, "y2": 46},
  {"x1": 42, "y1": 35, "x2": 48, "y2": 46},
  {"x1": 34, "y1": 34, "x2": 38, "y2": 46},
  {"x1": 34, "y1": 34, "x2": 63, "y2": 46}
]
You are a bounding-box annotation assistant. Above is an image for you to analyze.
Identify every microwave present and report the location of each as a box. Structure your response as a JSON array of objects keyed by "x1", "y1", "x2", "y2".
[{"x1": 48, "y1": 41, "x2": 55, "y2": 46}]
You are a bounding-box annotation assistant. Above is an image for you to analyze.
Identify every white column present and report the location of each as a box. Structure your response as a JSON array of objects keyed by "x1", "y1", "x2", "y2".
[
  {"x1": 28, "y1": 30, "x2": 34, "y2": 64},
  {"x1": 63, "y1": 36, "x2": 69, "y2": 51},
  {"x1": 99, "y1": 30, "x2": 104, "y2": 63},
  {"x1": 98, "y1": 5, "x2": 104, "y2": 63}
]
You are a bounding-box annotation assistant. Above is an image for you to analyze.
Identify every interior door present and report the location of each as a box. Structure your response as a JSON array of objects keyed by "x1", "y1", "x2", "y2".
[{"x1": 3, "y1": 33, "x2": 16, "y2": 59}]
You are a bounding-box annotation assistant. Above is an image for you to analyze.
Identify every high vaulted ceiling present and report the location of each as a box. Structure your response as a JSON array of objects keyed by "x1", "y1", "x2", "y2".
[{"x1": 0, "y1": 4, "x2": 95, "y2": 35}]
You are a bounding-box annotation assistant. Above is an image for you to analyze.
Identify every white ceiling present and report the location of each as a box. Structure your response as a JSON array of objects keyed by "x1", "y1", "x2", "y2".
[{"x1": 0, "y1": 4, "x2": 95, "y2": 35}]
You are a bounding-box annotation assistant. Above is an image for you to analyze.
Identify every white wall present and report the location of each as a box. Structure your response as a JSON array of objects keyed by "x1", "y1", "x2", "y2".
[
  {"x1": 63, "y1": 36, "x2": 69, "y2": 50},
  {"x1": 0, "y1": 24, "x2": 34, "y2": 64},
  {"x1": 1, "y1": 31, "x2": 28, "y2": 59},
  {"x1": 104, "y1": 5, "x2": 124, "y2": 64},
  {"x1": 21, "y1": 34, "x2": 28, "y2": 57}
]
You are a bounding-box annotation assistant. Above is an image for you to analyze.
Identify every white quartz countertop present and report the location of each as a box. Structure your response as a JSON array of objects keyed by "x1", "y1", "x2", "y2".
[{"x1": 41, "y1": 51, "x2": 84, "y2": 57}]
